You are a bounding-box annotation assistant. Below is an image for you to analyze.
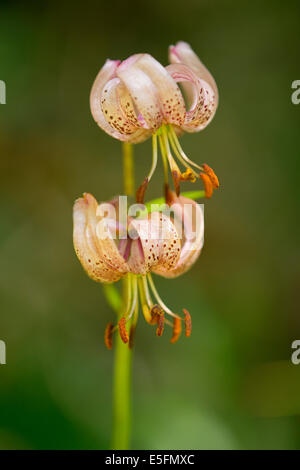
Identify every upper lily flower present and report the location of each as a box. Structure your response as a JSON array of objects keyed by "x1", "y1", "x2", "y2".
[
  {"x1": 90, "y1": 42, "x2": 218, "y2": 143},
  {"x1": 90, "y1": 42, "x2": 219, "y2": 202}
]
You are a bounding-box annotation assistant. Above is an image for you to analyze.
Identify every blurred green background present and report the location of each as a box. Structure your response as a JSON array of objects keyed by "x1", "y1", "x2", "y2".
[{"x1": 0, "y1": 0, "x2": 300, "y2": 450}]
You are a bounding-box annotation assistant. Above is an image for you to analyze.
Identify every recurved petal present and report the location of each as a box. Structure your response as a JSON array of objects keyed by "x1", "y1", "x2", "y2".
[
  {"x1": 128, "y1": 212, "x2": 181, "y2": 275},
  {"x1": 169, "y1": 41, "x2": 218, "y2": 106},
  {"x1": 166, "y1": 63, "x2": 217, "y2": 132},
  {"x1": 132, "y1": 54, "x2": 186, "y2": 126},
  {"x1": 73, "y1": 193, "x2": 129, "y2": 283},
  {"x1": 90, "y1": 60, "x2": 124, "y2": 139},
  {"x1": 117, "y1": 54, "x2": 163, "y2": 131},
  {"x1": 100, "y1": 77, "x2": 143, "y2": 139},
  {"x1": 153, "y1": 193, "x2": 204, "y2": 278},
  {"x1": 90, "y1": 60, "x2": 150, "y2": 143}
]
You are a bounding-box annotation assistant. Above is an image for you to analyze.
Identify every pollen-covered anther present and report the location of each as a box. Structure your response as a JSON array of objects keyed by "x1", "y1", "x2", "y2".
[
  {"x1": 150, "y1": 304, "x2": 165, "y2": 336},
  {"x1": 170, "y1": 317, "x2": 182, "y2": 344},
  {"x1": 202, "y1": 163, "x2": 219, "y2": 189},
  {"x1": 156, "y1": 311, "x2": 165, "y2": 337},
  {"x1": 183, "y1": 309, "x2": 192, "y2": 337},
  {"x1": 104, "y1": 322, "x2": 114, "y2": 350},
  {"x1": 118, "y1": 316, "x2": 129, "y2": 344},
  {"x1": 200, "y1": 172, "x2": 213, "y2": 198},
  {"x1": 181, "y1": 168, "x2": 197, "y2": 183}
]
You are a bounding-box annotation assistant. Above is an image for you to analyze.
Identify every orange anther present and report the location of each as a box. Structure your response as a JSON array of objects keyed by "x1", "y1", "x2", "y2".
[
  {"x1": 170, "y1": 317, "x2": 182, "y2": 344},
  {"x1": 183, "y1": 309, "x2": 192, "y2": 337},
  {"x1": 202, "y1": 163, "x2": 219, "y2": 189},
  {"x1": 200, "y1": 173, "x2": 213, "y2": 198},
  {"x1": 118, "y1": 317, "x2": 129, "y2": 344},
  {"x1": 150, "y1": 304, "x2": 165, "y2": 336},
  {"x1": 104, "y1": 322, "x2": 114, "y2": 350},
  {"x1": 156, "y1": 312, "x2": 165, "y2": 337}
]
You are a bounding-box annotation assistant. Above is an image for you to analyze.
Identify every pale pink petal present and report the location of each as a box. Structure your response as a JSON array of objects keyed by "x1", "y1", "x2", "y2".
[
  {"x1": 127, "y1": 238, "x2": 147, "y2": 275},
  {"x1": 73, "y1": 193, "x2": 129, "y2": 283},
  {"x1": 167, "y1": 63, "x2": 216, "y2": 132},
  {"x1": 153, "y1": 193, "x2": 204, "y2": 278},
  {"x1": 128, "y1": 213, "x2": 181, "y2": 275},
  {"x1": 100, "y1": 77, "x2": 142, "y2": 137},
  {"x1": 133, "y1": 54, "x2": 186, "y2": 126},
  {"x1": 169, "y1": 41, "x2": 218, "y2": 105},
  {"x1": 90, "y1": 60, "x2": 149, "y2": 143},
  {"x1": 117, "y1": 54, "x2": 163, "y2": 131}
]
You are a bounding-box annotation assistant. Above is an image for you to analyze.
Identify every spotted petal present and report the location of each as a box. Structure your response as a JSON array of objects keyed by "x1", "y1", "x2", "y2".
[
  {"x1": 90, "y1": 59, "x2": 150, "y2": 143},
  {"x1": 128, "y1": 212, "x2": 181, "y2": 275},
  {"x1": 73, "y1": 193, "x2": 129, "y2": 283},
  {"x1": 169, "y1": 41, "x2": 218, "y2": 105},
  {"x1": 168, "y1": 41, "x2": 218, "y2": 132},
  {"x1": 116, "y1": 54, "x2": 163, "y2": 131},
  {"x1": 133, "y1": 54, "x2": 186, "y2": 127},
  {"x1": 100, "y1": 77, "x2": 150, "y2": 142},
  {"x1": 152, "y1": 193, "x2": 204, "y2": 278},
  {"x1": 166, "y1": 63, "x2": 216, "y2": 132}
]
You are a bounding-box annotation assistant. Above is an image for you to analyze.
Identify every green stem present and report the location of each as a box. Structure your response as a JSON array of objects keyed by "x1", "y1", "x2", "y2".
[{"x1": 111, "y1": 143, "x2": 134, "y2": 450}]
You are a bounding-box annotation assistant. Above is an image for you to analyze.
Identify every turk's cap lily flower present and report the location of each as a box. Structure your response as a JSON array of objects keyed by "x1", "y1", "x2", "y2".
[
  {"x1": 73, "y1": 193, "x2": 181, "y2": 283},
  {"x1": 73, "y1": 192, "x2": 204, "y2": 346},
  {"x1": 90, "y1": 42, "x2": 218, "y2": 143}
]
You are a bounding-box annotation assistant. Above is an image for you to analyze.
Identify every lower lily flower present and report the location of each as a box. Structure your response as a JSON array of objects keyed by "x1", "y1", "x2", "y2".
[
  {"x1": 90, "y1": 42, "x2": 220, "y2": 203},
  {"x1": 73, "y1": 192, "x2": 204, "y2": 348}
]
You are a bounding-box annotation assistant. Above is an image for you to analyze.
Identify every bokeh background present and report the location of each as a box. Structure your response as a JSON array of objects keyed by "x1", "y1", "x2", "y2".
[{"x1": 0, "y1": 0, "x2": 300, "y2": 450}]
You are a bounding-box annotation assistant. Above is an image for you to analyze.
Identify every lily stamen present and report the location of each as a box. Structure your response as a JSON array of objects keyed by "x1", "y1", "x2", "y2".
[
  {"x1": 171, "y1": 317, "x2": 182, "y2": 344},
  {"x1": 147, "y1": 273, "x2": 182, "y2": 321},
  {"x1": 168, "y1": 124, "x2": 204, "y2": 172},
  {"x1": 125, "y1": 275, "x2": 138, "y2": 323},
  {"x1": 156, "y1": 310, "x2": 165, "y2": 337},
  {"x1": 167, "y1": 126, "x2": 200, "y2": 176},
  {"x1": 137, "y1": 277, "x2": 152, "y2": 324},
  {"x1": 155, "y1": 124, "x2": 219, "y2": 198},
  {"x1": 202, "y1": 163, "x2": 220, "y2": 189},
  {"x1": 118, "y1": 317, "x2": 129, "y2": 344},
  {"x1": 104, "y1": 322, "x2": 114, "y2": 350},
  {"x1": 129, "y1": 299, "x2": 139, "y2": 349},
  {"x1": 199, "y1": 173, "x2": 213, "y2": 198},
  {"x1": 183, "y1": 308, "x2": 192, "y2": 337}
]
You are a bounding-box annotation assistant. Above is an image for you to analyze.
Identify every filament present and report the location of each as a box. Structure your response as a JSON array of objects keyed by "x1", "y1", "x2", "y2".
[
  {"x1": 126, "y1": 275, "x2": 138, "y2": 322},
  {"x1": 147, "y1": 133, "x2": 158, "y2": 182},
  {"x1": 161, "y1": 126, "x2": 181, "y2": 175},
  {"x1": 138, "y1": 276, "x2": 152, "y2": 323},
  {"x1": 142, "y1": 275, "x2": 153, "y2": 308},
  {"x1": 167, "y1": 127, "x2": 198, "y2": 178},
  {"x1": 146, "y1": 273, "x2": 182, "y2": 320},
  {"x1": 168, "y1": 125, "x2": 203, "y2": 172}
]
